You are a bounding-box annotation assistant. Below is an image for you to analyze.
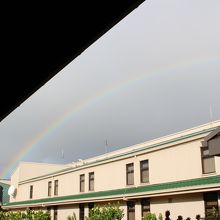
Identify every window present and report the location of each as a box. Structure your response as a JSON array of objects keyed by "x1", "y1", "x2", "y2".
[
  {"x1": 48, "y1": 181, "x2": 52, "y2": 196},
  {"x1": 88, "y1": 203, "x2": 94, "y2": 217},
  {"x1": 79, "y1": 204, "x2": 85, "y2": 220},
  {"x1": 80, "y1": 174, "x2": 85, "y2": 192},
  {"x1": 141, "y1": 198, "x2": 150, "y2": 217},
  {"x1": 54, "y1": 180, "x2": 58, "y2": 196},
  {"x1": 204, "y1": 192, "x2": 219, "y2": 217},
  {"x1": 30, "y1": 185, "x2": 33, "y2": 199},
  {"x1": 127, "y1": 201, "x2": 135, "y2": 220},
  {"x1": 126, "y1": 163, "x2": 134, "y2": 185},
  {"x1": 201, "y1": 147, "x2": 215, "y2": 174},
  {"x1": 140, "y1": 160, "x2": 149, "y2": 183},
  {"x1": 54, "y1": 206, "x2": 58, "y2": 220},
  {"x1": 47, "y1": 207, "x2": 51, "y2": 217},
  {"x1": 89, "y1": 172, "x2": 94, "y2": 191}
]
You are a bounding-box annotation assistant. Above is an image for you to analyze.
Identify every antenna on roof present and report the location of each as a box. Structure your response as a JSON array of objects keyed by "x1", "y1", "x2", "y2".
[
  {"x1": 209, "y1": 105, "x2": 213, "y2": 128},
  {"x1": 105, "y1": 139, "x2": 108, "y2": 153},
  {"x1": 61, "y1": 148, "x2": 64, "y2": 159}
]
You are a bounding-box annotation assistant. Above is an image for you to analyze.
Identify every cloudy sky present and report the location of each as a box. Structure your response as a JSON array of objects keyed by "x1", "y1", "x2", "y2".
[{"x1": 1, "y1": 0, "x2": 220, "y2": 179}]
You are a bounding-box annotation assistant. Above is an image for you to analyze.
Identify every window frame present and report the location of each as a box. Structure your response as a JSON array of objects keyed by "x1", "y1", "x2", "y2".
[
  {"x1": 54, "y1": 206, "x2": 58, "y2": 220},
  {"x1": 80, "y1": 174, "x2": 85, "y2": 192},
  {"x1": 89, "y1": 172, "x2": 94, "y2": 191},
  {"x1": 140, "y1": 160, "x2": 149, "y2": 183},
  {"x1": 126, "y1": 163, "x2": 134, "y2": 185},
  {"x1": 201, "y1": 147, "x2": 216, "y2": 174},
  {"x1": 127, "y1": 201, "x2": 135, "y2": 220},
  {"x1": 79, "y1": 203, "x2": 85, "y2": 220},
  {"x1": 48, "y1": 181, "x2": 52, "y2": 197},
  {"x1": 54, "y1": 180, "x2": 59, "y2": 196},
  {"x1": 141, "y1": 198, "x2": 150, "y2": 217},
  {"x1": 29, "y1": 185, "x2": 33, "y2": 199}
]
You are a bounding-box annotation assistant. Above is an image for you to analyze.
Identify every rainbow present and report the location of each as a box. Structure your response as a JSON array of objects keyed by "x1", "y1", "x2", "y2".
[{"x1": 1, "y1": 56, "x2": 219, "y2": 179}]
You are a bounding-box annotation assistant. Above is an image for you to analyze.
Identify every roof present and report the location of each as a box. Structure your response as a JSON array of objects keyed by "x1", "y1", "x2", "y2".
[
  {"x1": 202, "y1": 126, "x2": 220, "y2": 146},
  {"x1": 3, "y1": 175, "x2": 220, "y2": 208}
]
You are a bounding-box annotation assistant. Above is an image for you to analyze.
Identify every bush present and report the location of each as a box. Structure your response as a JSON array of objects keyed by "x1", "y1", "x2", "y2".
[
  {"x1": 206, "y1": 208, "x2": 220, "y2": 220},
  {"x1": 67, "y1": 212, "x2": 77, "y2": 220},
  {"x1": 87, "y1": 202, "x2": 124, "y2": 220},
  {"x1": 143, "y1": 212, "x2": 163, "y2": 220},
  {"x1": 0, "y1": 209, "x2": 50, "y2": 220}
]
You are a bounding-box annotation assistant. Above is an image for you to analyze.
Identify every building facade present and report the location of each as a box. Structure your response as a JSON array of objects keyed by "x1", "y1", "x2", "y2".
[{"x1": 3, "y1": 120, "x2": 220, "y2": 220}]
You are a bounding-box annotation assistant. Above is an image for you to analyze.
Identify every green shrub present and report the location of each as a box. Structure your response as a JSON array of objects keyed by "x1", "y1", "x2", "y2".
[
  {"x1": 67, "y1": 212, "x2": 77, "y2": 220},
  {"x1": 0, "y1": 209, "x2": 50, "y2": 220},
  {"x1": 87, "y1": 202, "x2": 124, "y2": 220},
  {"x1": 143, "y1": 212, "x2": 163, "y2": 220}
]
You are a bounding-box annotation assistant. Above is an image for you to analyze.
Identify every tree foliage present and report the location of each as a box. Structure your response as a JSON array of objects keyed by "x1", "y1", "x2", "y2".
[
  {"x1": 87, "y1": 202, "x2": 124, "y2": 220},
  {"x1": 0, "y1": 209, "x2": 50, "y2": 220}
]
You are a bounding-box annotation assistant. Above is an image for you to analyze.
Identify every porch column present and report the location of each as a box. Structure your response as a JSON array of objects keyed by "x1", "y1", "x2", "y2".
[{"x1": 135, "y1": 199, "x2": 142, "y2": 220}]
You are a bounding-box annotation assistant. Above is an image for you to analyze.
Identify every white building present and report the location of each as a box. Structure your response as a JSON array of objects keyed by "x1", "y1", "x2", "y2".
[{"x1": 3, "y1": 120, "x2": 220, "y2": 220}]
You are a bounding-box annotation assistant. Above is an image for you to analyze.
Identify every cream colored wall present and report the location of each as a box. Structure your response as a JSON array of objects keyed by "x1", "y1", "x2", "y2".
[
  {"x1": 215, "y1": 156, "x2": 220, "y2": 175},
  {"x1": 150, "y1": 193, "x2": 205, "y2": 219},
  {"x1": 16, "y1": 138, "x2": 206, "y2": 201},
  {"x1": 57, "y1": 204, "x2": 79, "y2": 220},
  {"x1": 147, "y1": 139, "x2": 203, "y2": 184},
  {"x1": 18, "y1": 162, "x2": 70, "y2": 182}
]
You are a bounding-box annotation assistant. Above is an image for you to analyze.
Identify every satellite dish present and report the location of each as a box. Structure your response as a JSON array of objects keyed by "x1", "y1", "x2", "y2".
[{"x1": 8, "y1": 185, "x2": 16, "y2": 196}]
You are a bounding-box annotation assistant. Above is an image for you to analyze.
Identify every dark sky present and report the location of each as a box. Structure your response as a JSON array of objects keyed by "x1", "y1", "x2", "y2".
[{"x1": 0, "y1": 0, "x2": 220, "y2": 179}]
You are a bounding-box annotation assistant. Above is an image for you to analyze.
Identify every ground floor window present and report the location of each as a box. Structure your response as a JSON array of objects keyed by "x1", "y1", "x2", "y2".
[
  {"x1": 54, "y1": 206, "x2": 58, "y2": 220},
  {"x1": 204, "y1": 191, "x2": 219, "y2": 217},
  {"x1": 127, "y1": 201, "x2": 135, "y2": 220},
  {"x1": 47, "y1": 207, "x2": 51, "y2": 217},
  {"x1": 79, "y1": 204, "x2": 84, "y2": 220},
  {"x1": 141, "y1": 198, "x2": 150, "y2": 217},
  {"x1": 88, "y1": 202, "x2": 94, "y2": 217}
]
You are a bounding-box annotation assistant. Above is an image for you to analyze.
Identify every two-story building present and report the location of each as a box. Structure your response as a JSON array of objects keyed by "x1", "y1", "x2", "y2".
[{"x1": 3, "y1": 120, "x2": 220, "y2": 220}]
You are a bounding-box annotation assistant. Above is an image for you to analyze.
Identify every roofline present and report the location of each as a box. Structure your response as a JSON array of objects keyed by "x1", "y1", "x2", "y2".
[
  {"x1": 4, "y1": 175, "x2": 220, "y2": 208},
  {"x1": 202, "y1": 126, "x2": 220, "y2": 146},
  {"x1": 20, "y1": 126, "x2": 217, "y2": 184}
]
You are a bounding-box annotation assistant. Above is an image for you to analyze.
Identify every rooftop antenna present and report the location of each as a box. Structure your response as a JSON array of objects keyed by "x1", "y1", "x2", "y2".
[
  {"x1": 105, "y1": 139, "x2": 108, "y2": 154},
  {"x1": 209, "y1": 105, "x2": 213, "y2": 128},
  {"x1": 61, "y1": 148, "x2": 64, "y2": 159}
]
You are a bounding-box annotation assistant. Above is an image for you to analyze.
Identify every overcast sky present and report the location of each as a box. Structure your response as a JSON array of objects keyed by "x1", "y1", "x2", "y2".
[{"x1": 1, "y1": 0, "x2": 220, "y2": 179}]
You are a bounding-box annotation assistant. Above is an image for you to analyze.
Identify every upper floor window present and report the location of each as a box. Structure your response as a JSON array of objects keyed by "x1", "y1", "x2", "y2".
[
  {"x1": 140, "y1": 160, "x2": 149, "y2": 183},
  {"x1": 54, "y1": 180, "x2": 58, "y2": 196},
  {"x1": 48, "y1": 181, "x2": 52, "y2": 196},
  {"x1": 30, "y1": 185, "x2": 33, "y2": 199},
  {"x1": 201, "y1": 147, "x2": 215, "y2": 174},
  {"x1": 80, "y1": 174, "x2": 85, "y2": 192},
  {"x1": 89, "y1": 172, "x2": 94, "y2": 191},
  {"x1": 126, "y1": 163, "x2": 134, "y2": 185}
]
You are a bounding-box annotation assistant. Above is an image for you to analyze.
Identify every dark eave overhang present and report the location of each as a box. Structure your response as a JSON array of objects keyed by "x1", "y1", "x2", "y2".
[{"x1": 1, "y1": 0, "x2": 145, "y2": 122}]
